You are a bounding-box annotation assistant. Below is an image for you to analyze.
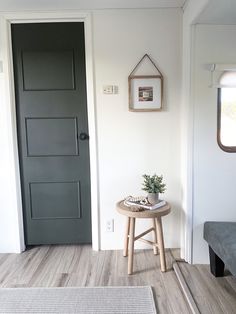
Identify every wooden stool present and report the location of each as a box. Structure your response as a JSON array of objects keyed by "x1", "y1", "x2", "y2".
[{"x1": 116, "y1": 200, "x2": 171, "y2": 275}]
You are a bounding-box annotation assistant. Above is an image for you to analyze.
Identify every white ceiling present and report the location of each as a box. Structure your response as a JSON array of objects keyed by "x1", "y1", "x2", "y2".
[
  {"x1": 0, "y1": 0, "x2": 186, "y2": 11},
  {"x1": 196, "y1": 0, "x2": 236, "y2": 25}
]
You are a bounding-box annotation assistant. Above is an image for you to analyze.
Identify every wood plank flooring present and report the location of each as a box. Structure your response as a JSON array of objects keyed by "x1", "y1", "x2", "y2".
[
  {"x1": 0, "y1": 246, "x2": 190, "y2": 314},
  {"x1": 0, "y1": 246, "x2": 235, "y2": 313},
  {"x1": 178, "y1": 262, "x2": 236, "y2": 314}
]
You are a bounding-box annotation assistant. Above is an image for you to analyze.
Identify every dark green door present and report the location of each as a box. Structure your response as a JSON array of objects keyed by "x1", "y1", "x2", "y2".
[{"x1": 12, "y1": 22, "x2": 92, "y2": 245}]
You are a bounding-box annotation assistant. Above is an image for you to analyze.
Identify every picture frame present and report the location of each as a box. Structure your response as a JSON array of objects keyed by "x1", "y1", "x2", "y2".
[{"x1": 129, "y1": 75, "x2": 163, "y2": 112}]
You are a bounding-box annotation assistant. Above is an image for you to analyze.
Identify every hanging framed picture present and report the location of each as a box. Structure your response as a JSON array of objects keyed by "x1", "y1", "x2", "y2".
[
  {"x1": 128, "y1": 54, "x2": 163, "y2": 112},
  {"x1": 129, "y1": 75, "x2": 163, "y2": 111}
]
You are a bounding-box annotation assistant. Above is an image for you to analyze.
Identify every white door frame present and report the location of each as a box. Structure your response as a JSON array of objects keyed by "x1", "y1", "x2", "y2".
[
  {"x1": 180, "y1": 24, "x2": 196, "y2": 264},
  {"x1": 0, "y1": 11, "x2": 100, "y2": 251}
]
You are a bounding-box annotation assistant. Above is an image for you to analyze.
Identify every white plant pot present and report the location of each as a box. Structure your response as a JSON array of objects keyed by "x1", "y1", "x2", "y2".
[{"x1": 147, "y1": 193, "x2": 159, "y2": 205}]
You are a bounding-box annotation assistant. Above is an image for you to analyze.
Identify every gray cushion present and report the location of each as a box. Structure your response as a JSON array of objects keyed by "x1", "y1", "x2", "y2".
[{"x1": 204, "y1": 222, "x2": 236, "y2": 276}]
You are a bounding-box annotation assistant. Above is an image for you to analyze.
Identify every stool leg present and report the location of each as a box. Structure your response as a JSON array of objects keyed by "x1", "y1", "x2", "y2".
[
  {"x1": 128, "y1": 217, "x2": 135, "y2": 275},
  {"x1": 123, "y1": 217, "x2": 131, "y2": 257},
  {"x1": 155, "y1": 217, "x2": 166, "y2": 272},
  {"x1": 153, "y1": 218, "x2": 158, "y2": 255}
]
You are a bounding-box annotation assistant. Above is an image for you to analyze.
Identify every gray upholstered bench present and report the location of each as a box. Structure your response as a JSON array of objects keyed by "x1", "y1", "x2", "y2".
[{"x1": 203, "y1": 222, "x2": 236, "y2": 277}]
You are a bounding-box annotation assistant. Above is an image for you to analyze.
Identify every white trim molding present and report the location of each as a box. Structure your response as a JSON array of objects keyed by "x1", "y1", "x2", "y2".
[
  {"x1": 180, "y1": 23, "x2": 196, "y2": 264},
  {"x1": 0, "y1": 11, "x2": 99, "y2": 252},
  {"x1": 184, "y1": 25, "x2": 196, "y2": 264}
]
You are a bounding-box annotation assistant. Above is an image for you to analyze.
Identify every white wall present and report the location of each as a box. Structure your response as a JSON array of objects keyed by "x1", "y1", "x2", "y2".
[
  {"x1": 0, "y1": 8, "x2": 183, "y2": 252},
  {"x1": 93, "y1": 9, "x2": 182, "y2": 249},
  {"x1": 196, "y1": 0, "x2": 236, "y2": 25},
  {"x1": 192, "y1": 24, "x2": 236, "y2": 263}
]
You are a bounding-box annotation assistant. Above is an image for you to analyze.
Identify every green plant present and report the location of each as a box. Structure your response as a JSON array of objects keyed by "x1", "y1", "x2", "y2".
[{"x1": 142, "y1": 174, "x2": 166, "y2": 194}]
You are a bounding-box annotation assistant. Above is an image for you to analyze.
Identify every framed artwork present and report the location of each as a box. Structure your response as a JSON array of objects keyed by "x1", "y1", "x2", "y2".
[
  {"x1": 128, "y1": 54, "x2": 163, "y2": 112},
  {"x1": 129, "y1": 75, "x2": 163, "y2": 111}
]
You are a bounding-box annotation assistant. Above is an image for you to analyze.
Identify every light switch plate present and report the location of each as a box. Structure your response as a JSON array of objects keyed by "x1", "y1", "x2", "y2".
[
  {"x1": 0, "y1": 61, "x2": 3, "y2": 73},
  {"x1": 103, "y1": 85, "x2": 113, "y2": 94},
  {"x1": 113, "y1": 85, "x2": 119, "y2": 94},
  {"x1": 103, "y1": 85, "x2": 119, "y2": 94}
]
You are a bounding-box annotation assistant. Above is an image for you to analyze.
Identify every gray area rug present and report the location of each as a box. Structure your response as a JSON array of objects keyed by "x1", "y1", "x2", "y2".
[{"x1": 0, "y1": 286, "x2": 156, "y2": 314}]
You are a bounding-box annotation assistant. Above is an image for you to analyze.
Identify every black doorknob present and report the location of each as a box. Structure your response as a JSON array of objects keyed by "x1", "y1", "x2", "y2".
[{"x1": 79, "y1": 132, "x2": 89, "y2": 140}]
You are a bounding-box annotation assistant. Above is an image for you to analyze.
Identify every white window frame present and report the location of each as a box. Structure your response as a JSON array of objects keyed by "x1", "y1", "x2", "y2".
[{"x1": 217, "y1": 81, "x2": 236, "y2": 153}]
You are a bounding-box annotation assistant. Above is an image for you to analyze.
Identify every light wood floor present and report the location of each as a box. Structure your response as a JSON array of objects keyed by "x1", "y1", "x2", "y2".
[
  {"x1": 179, "y1": 262, "x2": 236, "y2": 314},
  {"x1": 0, "y1": 245, "x2": 235, "y2": 314}
]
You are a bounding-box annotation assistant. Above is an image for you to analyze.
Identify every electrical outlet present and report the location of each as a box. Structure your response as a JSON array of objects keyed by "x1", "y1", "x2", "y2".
[{"x1": 106, "y1": 219, "x2": 114, "y2": 232}]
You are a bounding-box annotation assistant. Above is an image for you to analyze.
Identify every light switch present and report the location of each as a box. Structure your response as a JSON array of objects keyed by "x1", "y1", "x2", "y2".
[
  {"x1": 103, "y1": 85, "x2": 119, "y2": 94},
  {"x1": 103, "y1": 85, "x2": 113, "y2": 94},
  {"x1": 0, "y1": 61, "x2": 3, "y2": 73},
  {"x1": 113, "y1": 86, "x2": 119, "y2": 94}
]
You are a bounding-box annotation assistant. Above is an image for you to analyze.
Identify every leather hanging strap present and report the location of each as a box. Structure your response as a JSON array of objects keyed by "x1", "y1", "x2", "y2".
[{"x1": 129, "y1": 54, "x2": 163, "y2": 78}]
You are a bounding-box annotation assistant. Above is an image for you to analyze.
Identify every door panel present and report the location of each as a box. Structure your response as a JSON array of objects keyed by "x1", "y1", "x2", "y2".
[
  {"x1": 29, "y1": 182, "x2": 81, "y2": 219},
  {"x1": 22, "y1": 50, "x2": 75, "y2": 90},
  {"x1": 25, "y1": 117, "x2": 79, "y2": 156},
  {"x1": 12, "y1": 22, "x2": 92, "y2": 245}
]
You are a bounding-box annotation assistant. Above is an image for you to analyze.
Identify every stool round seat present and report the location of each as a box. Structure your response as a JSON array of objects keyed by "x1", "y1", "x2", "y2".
[
  {"x1": 116, "y1": 201, "x2": 171, "y2": 218},
  {"x1": 116, "y1": 200, "x2": 171, "y2": 275}
]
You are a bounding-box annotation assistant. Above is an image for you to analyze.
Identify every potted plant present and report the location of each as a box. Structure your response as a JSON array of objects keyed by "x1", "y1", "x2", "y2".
[{"x1": 142, "y1": 174, "x2": 166, "y2": 204}]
